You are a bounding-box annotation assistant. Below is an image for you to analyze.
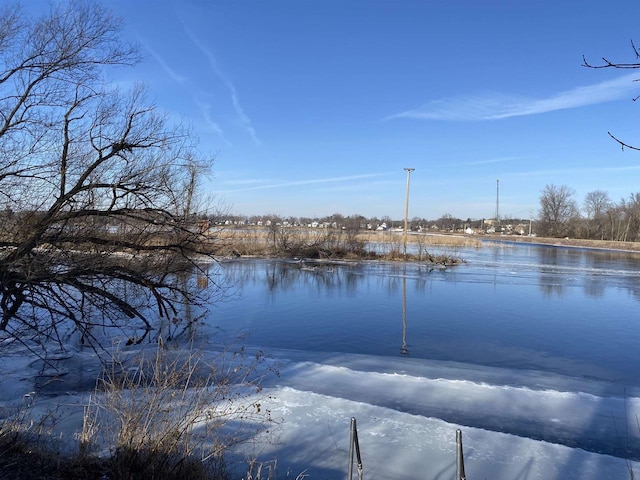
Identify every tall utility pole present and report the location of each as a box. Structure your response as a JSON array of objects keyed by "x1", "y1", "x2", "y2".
[
  {"x1": 495, "y1": 179, "x2": 500, "y2": 226},
  {"x1": 403, "y1": 168, "x2": 415, "y2": 259}
]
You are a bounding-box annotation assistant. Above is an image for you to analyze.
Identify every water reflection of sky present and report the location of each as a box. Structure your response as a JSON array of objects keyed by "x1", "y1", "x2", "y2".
[{"x1": 210, "y1": 244, "x2": 640, "y2": 388}]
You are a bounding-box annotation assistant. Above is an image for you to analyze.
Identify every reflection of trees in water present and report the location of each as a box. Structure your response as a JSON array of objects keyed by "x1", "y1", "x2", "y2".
[
  {"x1": 618, "y1": 276, "x2": 640, "y2": 302},
  {"x1": 537, "y1": 246, "x2": 561, "y2": 264},
  {"x1": 218, "y1": 259, "x2": 368, "y2": 298},
  {"x1": 587, "y1": 251, "x2": 640, "y2": 300},
  {"x1": 344, "y1": 271, "x2": 360, "y2": 297},
  {"x1": 538, "y1": 279, "x2": 566, "y2": 297},
  {"x1": 265, "y1": 262, "x2": 299, "y2": 292},
  {"x1": 220, "y1": 260, "x2": 462, "y2": 306},
  {"x1": 153, "y1": 265, "x2": 227, "y2": 344},
  {"x1": 582, "y1": 279, "x2": 606, "y2": 298},
  {"x1": 536, "y1": 249, "x2": 567, "y2": 297},
  {"x1": 535, "y1": 246, "x2": 640, "y2": 301},
  {"x1": 384, "y1": 272, "x2": 403, "y2": 296},
  {"x1": 218, "y1": 259, "x2": 264, "y2": 287},
  {"x1": 61, "y1": 265, "x2": 225, "y2": 349}
]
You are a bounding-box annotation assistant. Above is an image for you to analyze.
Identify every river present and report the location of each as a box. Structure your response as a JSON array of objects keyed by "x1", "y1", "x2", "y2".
[
  {"x1": 210, "y1": 241, "x2": 640, "y2": 390},
  {"x1": 4, "y1": 241, "x2": 640, "y2": 478}
]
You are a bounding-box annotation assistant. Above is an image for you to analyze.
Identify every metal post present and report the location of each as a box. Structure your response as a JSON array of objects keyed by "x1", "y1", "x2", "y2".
[
  {"x1": 348, "y1": 417, "x2": 363, "y2": 480},
  {"x1": 348, "y1": 418, "x2": 355, "y2": 480},
  {"x1": 403, "y1": 168, "x2": 415, "y2": 259},
  {"x1": 496, "y1": 178, "x2": 500, "y2": 226},
  {"x1": 456, "y1": 429, "x2": 466, "y2": 480}
]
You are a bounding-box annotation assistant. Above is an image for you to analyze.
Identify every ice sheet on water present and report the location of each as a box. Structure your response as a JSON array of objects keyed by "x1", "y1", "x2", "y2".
[
  {"x1": 231, "y1": 386, "x2": 637, "y2": 480},
  {"x1": 255, "y1": 349, "x2": 640, "y2": 460},
  {"x1": 1, "y1": 343, "x2": 638, "y2": 479}
]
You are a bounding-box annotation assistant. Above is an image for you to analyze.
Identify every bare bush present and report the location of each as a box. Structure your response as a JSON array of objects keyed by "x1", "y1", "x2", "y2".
[{"x1": 79, "y1": 340, "x2": 276, "y2": 479}]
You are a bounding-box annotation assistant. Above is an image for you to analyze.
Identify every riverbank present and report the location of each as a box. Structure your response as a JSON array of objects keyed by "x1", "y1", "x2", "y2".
[
  {"x1": 213, "y1": 227, "x2": 640, "y2": 263},
  {"x1": 482, "y1": 234, "x2": 640, "y2": 253},
  {"x1": 215, "y1": 226, "x2": 640, "y2": 254}
]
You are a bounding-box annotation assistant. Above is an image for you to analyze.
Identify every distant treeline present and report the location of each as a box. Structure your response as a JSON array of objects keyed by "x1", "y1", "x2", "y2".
[{"x1": 209, "y1": 183, "x2": 640, "y2": 242}]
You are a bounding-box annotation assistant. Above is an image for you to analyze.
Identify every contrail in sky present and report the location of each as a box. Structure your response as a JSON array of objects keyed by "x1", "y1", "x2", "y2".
[
  {"x1": 386, "y1": 72, "x2": 640, "y2": 121},
  {"x1": 181, "y1": 22, "x2": 261, "y2": 145},
  {"x1": 218, "y1": 173, "x2": 388, "y2": 193},
  {"x1": 141, "y1": 40, "x2": 187, "y2": 84}
]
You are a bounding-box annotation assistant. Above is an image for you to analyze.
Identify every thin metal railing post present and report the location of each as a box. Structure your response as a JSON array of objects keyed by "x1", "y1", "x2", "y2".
[
  {"x1": 348, "y1": 417, "x2": 363, "y2": 480},
  {"x1": 348, "y1": 418, "x2": 355, "y2": 480},
  {"x1": 456, "y1": 429, "x2": 467, "y2": 480},
  {"x1": 354, "y1": 421, "x2": 363, "y2": 480}
]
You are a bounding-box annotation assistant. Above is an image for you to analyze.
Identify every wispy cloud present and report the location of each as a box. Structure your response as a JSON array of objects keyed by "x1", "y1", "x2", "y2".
[
  {"x1": 464, "y1": 156, "x2": 528, "y2": 166},
  {"x1": 193, "y1": 97, "x2": 230, "y2": 146},
  {"x1": 139, "y1": 35, "x2": 230, "y2": 144},
  {"x1": 219, "y1": 173, "x2": 388, "y2": 193},
  {"x1": 503, "y1": 164, "x2": 640, "y2": 179},
  {"x1": 224, "y1": 178, "x2": 270, "y2": 186},
  {"x1": 181, "y1": 23, "x2": 261, "y2": 145},
  {"x1": 142, "y1": 40, "x2": 187, "y2": 84},
  {"x1": 423, "y1": 164, "x2": 640, "y2": 188},
  {"x1": 387, "y1": 73, "x2": 640, "y2": 121}
]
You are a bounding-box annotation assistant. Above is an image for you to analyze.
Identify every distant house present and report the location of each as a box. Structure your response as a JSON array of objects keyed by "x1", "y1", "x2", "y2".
[{"x1": 514, "y1": 224, "x2": 528, "y2": 235}]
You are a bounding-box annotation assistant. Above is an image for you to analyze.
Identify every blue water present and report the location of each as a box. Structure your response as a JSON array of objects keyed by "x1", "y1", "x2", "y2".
[
  {"x1": 10, "y1": 240, "x2": 640, "y2": 466},
  {"x1": 209, "y1": 242, "x2": 640, "y2": 389}
]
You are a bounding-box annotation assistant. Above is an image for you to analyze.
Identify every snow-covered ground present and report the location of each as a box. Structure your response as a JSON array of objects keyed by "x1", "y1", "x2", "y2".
[{"x1": 3, "y1": 343, "x2": 637, "y2": 480}]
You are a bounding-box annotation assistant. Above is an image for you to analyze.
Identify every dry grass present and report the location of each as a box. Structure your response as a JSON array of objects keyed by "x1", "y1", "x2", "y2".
[
  {"x1": 213, "y1": 226, "x2": 640, "y2": 254},
  {"x1": 82, "y1": 340, "x2": 274, "y2": 479},
  {"x1": 0, "y1": 403, "x2": 106, "y2": 479},
  {"x1": 0, "y1": 340, "x2": 276, "y2": 479},
  {"x1": 211, "y1": 227, "x2": 480, "y2": 262},
  {"x1": 357, "y1": 231, "x2": 483, "y2": 248}
]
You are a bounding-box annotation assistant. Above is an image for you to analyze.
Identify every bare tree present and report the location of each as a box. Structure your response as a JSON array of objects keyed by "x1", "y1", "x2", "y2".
[
  {"x1": 583, "y1": 41, "x2": 640, "y2": 151},
  {"x1": 583, "y1": 190, "x2": 612, "y2": 239},
  {"x1": 0, "y1": 3, "x2": 216, "y2": 352},
  {"x1": 538, "y1": 184, "x2": 579, "y2": 237},
  {"x1": 618, "y1": 193, "x2": 640, "y2": 242},
  {"x1": 605, "y1": 204, "x2": 627, "y2": 241}
]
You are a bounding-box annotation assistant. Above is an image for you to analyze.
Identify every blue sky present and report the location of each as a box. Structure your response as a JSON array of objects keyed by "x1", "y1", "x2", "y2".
[{"x1": 40, "y1": 1, "x2": 640, "y2": 219}]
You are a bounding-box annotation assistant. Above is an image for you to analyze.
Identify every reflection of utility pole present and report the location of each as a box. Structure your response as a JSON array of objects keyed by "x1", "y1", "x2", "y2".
[
  {"x1": 401, "y1": 273, "x2": 409, "y2": 355},
  {"x1": 403, "y1": 168, "x2": 415, "y2": 259}
]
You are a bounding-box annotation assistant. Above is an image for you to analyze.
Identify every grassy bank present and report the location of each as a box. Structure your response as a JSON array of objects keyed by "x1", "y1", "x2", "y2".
[
  {"x1": 211, "y1": 228, "x2": 481, "y2": 264},
  {"x1": 484, "y1": 234, "x2": 640, "y2": 253},
  {"x1": 211, "y1": 226, "x2": 640, "y2": 264}
]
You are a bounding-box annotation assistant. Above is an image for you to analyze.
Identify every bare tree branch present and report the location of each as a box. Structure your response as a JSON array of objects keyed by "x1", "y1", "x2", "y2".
[
  {"x1": 583, "y1": 40, "x2": 640, "y2": 150},
  {"x1": 0, "y1": 2, "x2": 219, "y2": 355},
  {"x1": 608, "y1": 131, "x2": 640, "y2": 152}
]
